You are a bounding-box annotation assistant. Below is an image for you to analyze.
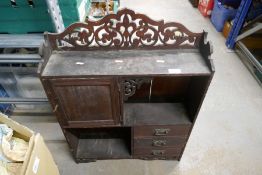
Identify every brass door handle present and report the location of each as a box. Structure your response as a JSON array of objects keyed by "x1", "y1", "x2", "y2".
[
  {"x1": 152, "y1": 140, "x2": 167, "y2": 147},
  {"x1": 53, "y1": 104, "x2": 58, "y2": 112},
  {"x1": 152, "y1": 150, "x2": 165, "y2": 156},
  {"x1": 154, "y1": 128, "x2": 170, "y2": 136}
]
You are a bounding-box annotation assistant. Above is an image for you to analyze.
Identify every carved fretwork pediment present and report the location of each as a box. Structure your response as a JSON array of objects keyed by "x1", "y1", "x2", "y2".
[{"x1": 46, "y1": 8, "x2": 203, "y2": 51}]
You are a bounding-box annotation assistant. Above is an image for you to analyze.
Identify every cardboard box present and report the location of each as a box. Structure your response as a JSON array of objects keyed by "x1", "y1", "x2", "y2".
[
  {"x1": 222, "y1": 21, "x2": 232, "y2": 38},
  {"x1": 0, "y1": 113, "x2": 60, "y2": 175}
]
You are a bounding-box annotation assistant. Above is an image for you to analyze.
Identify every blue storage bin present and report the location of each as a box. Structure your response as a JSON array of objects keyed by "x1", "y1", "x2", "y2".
[
  {"x1": 211, "y1": 0, "x2": 237, "y2": 32},
  {"x1": 219, "y1": 0, "x2": 241, "y2": 8},
  {"x1": 0, "y1": 85, "x2": 13, "y2": 115}
]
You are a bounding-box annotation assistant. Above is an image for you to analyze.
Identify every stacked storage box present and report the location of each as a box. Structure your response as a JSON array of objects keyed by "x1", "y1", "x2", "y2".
[
  {"x1": 0, "y1": 0, "x2": 91, "y2": 34},
  {"x1": 211, "y1": 0, "x2": 239, "y2": 32},
  {"x1": 0, "y1": 73, "x2": 17, "y2": 115},
  {"x1": 61, "y1": 0, "x2": 91, "y2": 27},
  {"x1": 0, "y1": 85, "x2": 14, "y2": 115}
]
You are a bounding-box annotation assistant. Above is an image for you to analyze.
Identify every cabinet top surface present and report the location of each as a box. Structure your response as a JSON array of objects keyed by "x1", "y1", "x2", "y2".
[{"x1": 42, "y1": 49, "x2": 211, "y2": 77}]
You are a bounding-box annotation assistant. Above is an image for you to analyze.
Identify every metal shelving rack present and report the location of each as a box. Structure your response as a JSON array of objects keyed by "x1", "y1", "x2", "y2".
[
  {"x1": 236, "y1": 42, "x2": 262, "y2": 86},
  {"x1": 0, "y1": 0, "x2": 64, "y2": 109},
  {"x1": 235, "y1": 26, "x2": 262, "y2": 85},
  {"x1": 0, "y1": 34, "x2": 49, "y2": 105},
  {"x1": 224, "y1": 0, "x2": 262, "y2": 85},
  {"x1": 226, "y1": 0, "x2": 253, "y2": 49}
]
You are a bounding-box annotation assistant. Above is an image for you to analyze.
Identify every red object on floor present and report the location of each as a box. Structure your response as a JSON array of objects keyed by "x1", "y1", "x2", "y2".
[{"x1": 198, "y1": 0, "x2": 215, "y2": 17}]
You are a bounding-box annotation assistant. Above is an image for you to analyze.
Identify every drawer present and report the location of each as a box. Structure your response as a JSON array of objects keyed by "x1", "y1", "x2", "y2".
[
  {"x1": 133, "y1": 147, "x2": 183, "y2": 158},
  {"x1": 134, "y1": 137, "x2": 187, "y2": 148},
  {"x1": 134, "y1": 125, "x2": 191, "y2": 138}
]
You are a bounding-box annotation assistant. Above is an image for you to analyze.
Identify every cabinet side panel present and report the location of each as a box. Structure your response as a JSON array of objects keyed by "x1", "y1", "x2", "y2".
[
  {"x1": 185, "y1": 76, "x2": 211, "y2": 122},
  {"x1": 40, "y1": 78, "x2": 67, "y2": 126}
]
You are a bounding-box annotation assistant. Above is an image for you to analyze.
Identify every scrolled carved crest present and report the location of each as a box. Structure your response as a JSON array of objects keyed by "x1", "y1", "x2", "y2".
[
  {"x1": 123, "y1": 78, "x2": 151, "y2": 101},
  {"x1": 46, "y1": 8, "x2": 202, "y2": 51}
]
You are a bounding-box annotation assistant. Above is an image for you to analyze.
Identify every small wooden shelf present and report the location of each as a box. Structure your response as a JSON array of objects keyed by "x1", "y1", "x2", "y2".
[
  {"x1": 65, "y1": 127, "x2": 131, "y2": 162},
  {"x1": 76, "y1": 138, "x2": 131, "y2": 160},
  {"x1": 42, "y1": 50, "x2": 211, "y2": 77},
  {"x1": 124, "y1": 103, "x2": 192, "y2": 126},
  {"x1": 39, "y1": 8, "x2": 214, "y2": 162}
]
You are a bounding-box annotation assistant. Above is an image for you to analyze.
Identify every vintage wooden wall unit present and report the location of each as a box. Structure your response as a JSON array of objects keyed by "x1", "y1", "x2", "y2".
[{"x1": 38, "y1": 8, "x2": 215, "y2": 163}]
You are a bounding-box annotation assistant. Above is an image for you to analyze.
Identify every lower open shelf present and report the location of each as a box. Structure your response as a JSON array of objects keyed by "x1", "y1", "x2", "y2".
[
  {"x1": 124, "y1": 103, "x2": 192, "y2": 126},
  {"x1": 65, "y1": 127, "x2": 131, "y2": 161},
  {"x1": 77, "y1": 138, "x2": 131, "y2": 160}
]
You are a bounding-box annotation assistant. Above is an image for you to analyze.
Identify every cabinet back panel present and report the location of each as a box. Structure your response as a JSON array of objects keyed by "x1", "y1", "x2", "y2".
[
  {"x1": 126, "y1": 82, "x2": 151, "y2": 102},
  {"x1": 151, "y1": 77, "x2": 191, "y2": 102},
  {"x1": 126, "y1": 77, "x2": 191, "y2": 103}
]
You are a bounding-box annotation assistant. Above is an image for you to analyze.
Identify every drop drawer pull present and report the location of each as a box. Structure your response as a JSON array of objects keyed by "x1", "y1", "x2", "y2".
[
  {"x1": 152, "y1": 150, "x2": 165, "y2": 156},
  {"x1": 154, "y1": 128, "x2": 170, "y2": 136},
  {"x1": 152, "y1": 140, "x2": 167, "y2": 147}
]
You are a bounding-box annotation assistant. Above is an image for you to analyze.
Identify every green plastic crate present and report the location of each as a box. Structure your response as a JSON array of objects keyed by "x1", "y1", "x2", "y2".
[
  {"x1": 113, "y1": 0, "x2": 119, "y2": 14},
  {"x1": 61, "y1": 0, "x2": 91, "y2": 27},
  {"x1": 0, "y1": 0, "x2": 91, "y2": 34}
]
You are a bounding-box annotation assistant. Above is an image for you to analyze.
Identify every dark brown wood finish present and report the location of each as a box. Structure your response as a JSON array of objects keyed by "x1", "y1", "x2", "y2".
[
  {"x1": 133, "y1": 147, "x2": 183, "y2": 159},
  {"x1": 134, "y1": 125, "x2": 192, "y2": 138},
  {"x1": 50, "y1": 78, "x2": 120, "y2": 127},
  {"x1": 40, "y1": 78, "x2": 68, "y2": 126},
  {"x1": 39, "y1": 8, "x2": 214, "y2": 162},
  {"x1": 64, "y1": 127, "x2": 131, "y2": 162},
  {"x1": 134, "y1": 137, "x2": 187, "y2": 148},
  {"x1": 46, "y1": 9, "x2": 202, "y2": 51},
  {"x1": 150, "y1": 77, "x2": 192, "y2": 102}
]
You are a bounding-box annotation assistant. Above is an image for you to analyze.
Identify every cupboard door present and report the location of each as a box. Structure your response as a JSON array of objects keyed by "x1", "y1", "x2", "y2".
[{"x1": 51, "y1": 78, "x2": 120, "y2": 127}]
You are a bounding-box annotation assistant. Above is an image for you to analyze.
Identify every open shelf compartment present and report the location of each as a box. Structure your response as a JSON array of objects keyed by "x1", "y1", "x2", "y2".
[
  {"x1": 124, "y1": 103, "x2": 191, "y2": 125},
  {"x1": 64, "y1": 127, "x2": 132, "y2": 162},
  {"x1": 123, "y1": 76, "x2": 210, "y2": 126}
]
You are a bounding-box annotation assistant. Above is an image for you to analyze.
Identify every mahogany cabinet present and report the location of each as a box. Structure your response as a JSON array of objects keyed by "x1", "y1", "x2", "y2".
[{"x1": 39, "y1": 8, "x2": 214, "y2": 163}]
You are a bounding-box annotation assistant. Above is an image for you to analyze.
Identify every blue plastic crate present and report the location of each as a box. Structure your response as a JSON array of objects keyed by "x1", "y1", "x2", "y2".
[
  {"x1": 211, "y1": 0, "x2": 238, "y2": 32},
  {"x1": 0, "y1": 85, "x2": 13, "y2": 115}
]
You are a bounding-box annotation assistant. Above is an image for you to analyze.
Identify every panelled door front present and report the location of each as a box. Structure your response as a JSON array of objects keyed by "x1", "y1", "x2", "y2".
[{"x1": 50, "y1": 77, "x2": 120, "y2": 127}]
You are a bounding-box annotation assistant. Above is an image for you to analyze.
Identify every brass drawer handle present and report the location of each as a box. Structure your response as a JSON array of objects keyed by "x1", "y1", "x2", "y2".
[
  {"x1": 154, "y1": 128, "x2": 170, "y2": 136},
  {"x1": 152, "y1": 140, "x2": 167, "y2": 147},
  {"x1": 152, "y1": 150, "x2": 165, "y2": 156}
]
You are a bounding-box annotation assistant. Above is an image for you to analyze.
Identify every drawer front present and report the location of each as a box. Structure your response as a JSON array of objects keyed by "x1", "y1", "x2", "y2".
[
  {"x1": 134, "y1": 137, "x2": 187, "y2": 148},
  {"x1": 134, "y1": 125, "x2": 191, "y2": 138},
  {"x1": 133, "y1": 147, "x2": 182, "y2": 159}
]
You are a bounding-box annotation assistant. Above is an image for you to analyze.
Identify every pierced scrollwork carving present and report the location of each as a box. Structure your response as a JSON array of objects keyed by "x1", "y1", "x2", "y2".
[
  {"x1": 46, "y1": 8, "x2": 203, "y2": 51},
  {"x1": 123, "y1": 78, "x2": 151, "y2": 101}
]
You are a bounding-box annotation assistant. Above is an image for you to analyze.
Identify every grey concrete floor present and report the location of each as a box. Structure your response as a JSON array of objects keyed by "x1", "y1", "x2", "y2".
[{"x1": 12, "y1": 0, "x2": 262, "y2": 174}]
